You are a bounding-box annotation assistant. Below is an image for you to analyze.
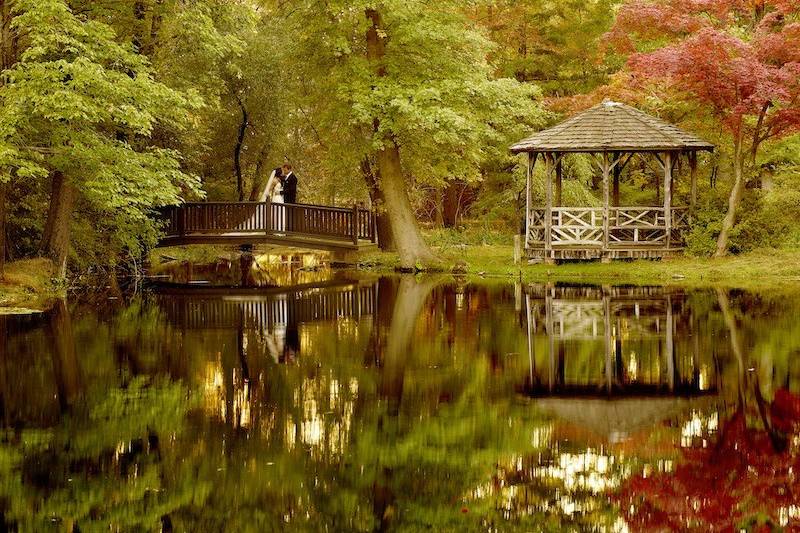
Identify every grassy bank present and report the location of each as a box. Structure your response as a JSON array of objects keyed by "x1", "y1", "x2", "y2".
[
  {"x1": 360, "y1": 245, "x2": 800, "y2": 288},
  {"x1": 0, "y1": 259, "x2": 62, "y2": 312},
  {"x1": 149, "y1": 235, "x2": 800, "y2": 289}
]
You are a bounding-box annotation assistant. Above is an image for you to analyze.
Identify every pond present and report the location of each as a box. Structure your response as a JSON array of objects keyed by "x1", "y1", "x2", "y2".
[{"x1": 1, "y1": 273, "x2": 799, "y2": 531}]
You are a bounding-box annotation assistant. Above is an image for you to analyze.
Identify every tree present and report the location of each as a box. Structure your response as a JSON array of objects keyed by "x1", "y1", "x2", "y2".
[
  {"x1": 0, "y1": 0, "x2": 202, "y2": 275},
  {"x1": 0, "y1": 0, "x2": 18, "y2": 279},
  {"x1": 606, "y1": 0, "x2": 800, "y2": 256},
  {"x1": 468, "y1": 0, "x2": 620, "y2": 95},
  {"x1": 279, "y1": 0, "x2": 541, "y2": 268}
]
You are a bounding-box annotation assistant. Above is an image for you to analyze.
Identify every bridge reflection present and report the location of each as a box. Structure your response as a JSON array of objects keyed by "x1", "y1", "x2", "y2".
[{"x1": 155, "y1": 280, "x2": 378, "y2": 331}]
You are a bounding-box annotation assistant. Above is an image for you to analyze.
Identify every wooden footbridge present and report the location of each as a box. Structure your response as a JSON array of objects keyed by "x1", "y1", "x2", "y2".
[{"x1": 158, "y1": 202, "x2": 378, "y2": 254}]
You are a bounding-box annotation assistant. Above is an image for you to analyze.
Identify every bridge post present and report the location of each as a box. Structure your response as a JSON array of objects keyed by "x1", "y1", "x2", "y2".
[
  {"x1": 177, "y1": 206, "x2": 186, "y2": 237},
  {"x1": 352, "y1": 204, "x2": 360, "y2": 245},
  {"x1": 265, "y1": 198, "x2": 272, "y2": 235}
]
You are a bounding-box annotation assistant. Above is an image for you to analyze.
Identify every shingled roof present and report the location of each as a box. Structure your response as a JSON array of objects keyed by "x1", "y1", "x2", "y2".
[{"x1": 510, "y1": 101, "x2": 714, "y2": 154}]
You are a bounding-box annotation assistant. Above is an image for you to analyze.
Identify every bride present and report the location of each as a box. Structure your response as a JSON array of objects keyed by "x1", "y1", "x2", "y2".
[
  {"x1": 261, "y1": 167, "x2": 285, "y2": 232},
  {"x1": 259, "y1": 167, "x2": 284, "y2": 203}
]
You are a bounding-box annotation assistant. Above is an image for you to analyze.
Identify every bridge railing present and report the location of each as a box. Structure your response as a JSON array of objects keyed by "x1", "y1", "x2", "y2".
[{"x1": 161, "y1": 201, "x2": 377, "y2": 244}]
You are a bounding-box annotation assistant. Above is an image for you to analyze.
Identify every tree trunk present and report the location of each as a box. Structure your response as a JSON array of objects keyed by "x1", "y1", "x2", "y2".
[
  {"x1": 433, "y1": 187, "x2": 444, "y2": 227},
  {"x1": 442, "y1": 181, "x2": 462, "y2": 228},
  {"x1": 715, "y1": 128, "x2": 745, "y2": 257},
  {"x1": 234, "y1": 96, "x2": 248, "y2": 201},
  {"x1": 41, "y1": 171, "x2": 75, "y2": 277},
  {"x1": 376, "y1": 141, "x2": 438, "y2": 268},
  {"x1": 361, "y1": 157, "x2": 394, "y2": 250},
  {"x1": 365, "y1": 9, "x2": 437, "y2": 269},
  {"x1": 1, "y1": 0, "x2": 17, "y2": 281},
  {"x1": 1, "y1": 0, "x2": 17, "y2": 69},
  {"x1": 0, "y1": 182, "x2": 5, "y2": 280}
]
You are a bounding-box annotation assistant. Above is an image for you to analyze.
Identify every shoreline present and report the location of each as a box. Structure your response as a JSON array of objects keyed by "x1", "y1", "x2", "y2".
[
  {"x1": 0, "y1": 258, "x2": 62, "y2": 313},
  {"x1": 358, "y1": 245, "x2": 800, "y2": 289},
  {"x1": 3, "y1": 246, "x2": 799, "y2": 313}
]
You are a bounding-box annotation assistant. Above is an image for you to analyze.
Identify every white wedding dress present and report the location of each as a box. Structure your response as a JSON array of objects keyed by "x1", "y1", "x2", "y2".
[{"x1": 260, "y1": 170, "x2": 285, "y2": 232}]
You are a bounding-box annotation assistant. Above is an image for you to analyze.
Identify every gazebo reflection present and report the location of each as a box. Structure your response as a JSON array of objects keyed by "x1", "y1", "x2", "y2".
[{"x1": 523, "y1": 285, "x2": 716, "y2": 397}]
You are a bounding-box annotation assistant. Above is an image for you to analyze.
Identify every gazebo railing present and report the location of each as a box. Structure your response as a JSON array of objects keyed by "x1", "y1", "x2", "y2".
[{"x1": 527, "y1": 206, "x2": 690, "y2": 248}]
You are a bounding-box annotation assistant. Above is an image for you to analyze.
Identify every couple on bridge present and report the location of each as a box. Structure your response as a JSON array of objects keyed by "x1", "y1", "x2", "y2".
[
  {"x1": 260, "y1": 163, "x2": 298, "y2": 205},
  {"x1": 254, "y1": 163, "x2": 299, "y2": 233}
]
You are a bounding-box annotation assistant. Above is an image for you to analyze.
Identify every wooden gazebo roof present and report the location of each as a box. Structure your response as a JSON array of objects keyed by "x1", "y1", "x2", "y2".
[{"x1": 510, "y1": 101, "x2": 714, "y2": 154}]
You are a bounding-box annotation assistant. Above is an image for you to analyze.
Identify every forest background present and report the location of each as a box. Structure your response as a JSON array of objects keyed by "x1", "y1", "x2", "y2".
[{"x1": 0, "y1": 0, "x2": 799, "y2": 275}]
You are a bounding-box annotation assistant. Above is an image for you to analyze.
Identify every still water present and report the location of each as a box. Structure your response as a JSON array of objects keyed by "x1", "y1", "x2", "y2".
[{"x1": 1, "y1": 271, "x2": 799, "y2": 531}]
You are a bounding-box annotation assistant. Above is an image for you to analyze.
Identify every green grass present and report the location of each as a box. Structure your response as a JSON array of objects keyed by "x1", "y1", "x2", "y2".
[
  {"x1": 359, "y1": 244, "x2": 800, "y2": 289},
  {"x1": 149, "y1": 234, "x2": 800, "y2": 289},
  {"x1": 0, "y1": 258, "x2": 63, "y2": 311}
]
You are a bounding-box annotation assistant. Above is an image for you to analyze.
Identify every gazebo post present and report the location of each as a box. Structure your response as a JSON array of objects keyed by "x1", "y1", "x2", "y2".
[
  {"x1": 612, "y1": 152, "x2": 621, "y2": 207},
  {"x1": 555, "y1": 157, "x2": 563, "y2": 207},
  {"x1": 602, "y1": 152, "x2": 611, "y2": 263},
  {"x1": 689, "y1": 151, "x2": 698, "y2": 209},
  {"x1": 664, "y1": 152, "x2": 673, "y2": 250},
  {"x1": 524, "y1": 152, "x2": 536, "y2": 249},
  {"x1": 544, "y1": 152, "x2": 554, "y2": 264}
]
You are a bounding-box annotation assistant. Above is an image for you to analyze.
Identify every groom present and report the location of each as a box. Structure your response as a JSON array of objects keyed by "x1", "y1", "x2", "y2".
[
  {"x1": 281, "y1": 163, "x2": 298, "y2": 204},
  {"x1": 281, "y1": 163, "x2": 298, "y2": 231}
]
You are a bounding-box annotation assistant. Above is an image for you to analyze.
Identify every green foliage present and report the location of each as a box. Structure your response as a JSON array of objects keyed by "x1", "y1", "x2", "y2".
[
  {"x1": 0, "y1": 0, "x2": 203, "y2": 258},
  {"x1": 472, "y1": 0, "x2": 622, "y2": 95},
  {"x1": 280, "y1": 0, "x2": 545, "y2": 197}
]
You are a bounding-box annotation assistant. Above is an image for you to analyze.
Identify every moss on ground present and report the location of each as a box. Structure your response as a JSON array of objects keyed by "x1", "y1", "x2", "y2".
[{"x1": 0, "y1": 258, "x2": 62, "y2": 312}]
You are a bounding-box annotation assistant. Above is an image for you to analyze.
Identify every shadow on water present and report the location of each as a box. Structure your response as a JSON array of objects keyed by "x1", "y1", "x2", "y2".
[{"x1": 0, "y1": 277, "x2": 799, "y2": 531}]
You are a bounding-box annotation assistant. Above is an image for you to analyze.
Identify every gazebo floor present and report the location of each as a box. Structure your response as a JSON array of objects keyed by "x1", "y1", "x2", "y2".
[{"x1": 527, "y1": 245, "x2": 685, "y2": 262}]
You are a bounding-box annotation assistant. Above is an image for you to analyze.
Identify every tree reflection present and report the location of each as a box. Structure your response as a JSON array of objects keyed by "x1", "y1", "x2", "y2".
[
  {"x1": 614, "y1": 288, "x2": 800, "y2": 531},
  {"x1": 0, "y1": 281, "x2": 799, "y2": 530}
]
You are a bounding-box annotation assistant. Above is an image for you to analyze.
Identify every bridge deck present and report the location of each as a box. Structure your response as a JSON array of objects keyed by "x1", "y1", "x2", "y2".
[
  {"x1": 157, "y1": 201, "x2": 378, "y2": 253},
  {"x1": 158, "y1": 232, "x2": 377, "y2": 252}
]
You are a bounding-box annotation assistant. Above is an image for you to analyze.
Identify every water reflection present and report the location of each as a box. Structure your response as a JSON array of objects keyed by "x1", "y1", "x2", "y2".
[
  {"x1": 0, "y1": 278, "x2": 799, "y2": 530},
  {"x1": 151, "y1": 251, "x2": 331, "y2": 287}
]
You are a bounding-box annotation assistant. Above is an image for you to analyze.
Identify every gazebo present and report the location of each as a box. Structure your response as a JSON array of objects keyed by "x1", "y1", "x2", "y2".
[{"x1": 511, "y1": 101, "x2": 713, "y2": 262}]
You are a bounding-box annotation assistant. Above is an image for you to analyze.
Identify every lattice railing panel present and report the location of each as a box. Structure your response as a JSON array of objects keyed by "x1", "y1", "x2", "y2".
[
  {"x1": 526, "y1": 206, "x2": 690, "y2": 249},
  {"x1": 608, "y1": 228, "x2": 667, "y2": 245},
  {"x1": 611, "y1": 208, "x2": 666, "y2": 229},
  {"x1": 527, "y1": 209, "x2": 546, "y2": 244}
]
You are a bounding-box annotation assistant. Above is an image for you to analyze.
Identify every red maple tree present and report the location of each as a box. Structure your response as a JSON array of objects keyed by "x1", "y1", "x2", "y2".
[{"x1": 606, "y1": 0, "x2": 800, "y2": 256}]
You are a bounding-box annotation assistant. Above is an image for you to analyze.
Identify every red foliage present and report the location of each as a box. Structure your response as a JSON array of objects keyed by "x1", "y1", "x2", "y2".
[
  {"x1": 615, "y1": 389, "x2": 800, "y2": 531},
  {"x1": 607, "y1": 0, "x2": 800, "y2": 140}
]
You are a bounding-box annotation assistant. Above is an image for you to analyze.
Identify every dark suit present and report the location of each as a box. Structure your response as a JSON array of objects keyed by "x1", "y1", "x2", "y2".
[
  {"x1": 282, "y1": 172, "x2": 298, "y2": 231},
  {"x1": 282, "y1": 172, "x2": 298, "y2": 204}
]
